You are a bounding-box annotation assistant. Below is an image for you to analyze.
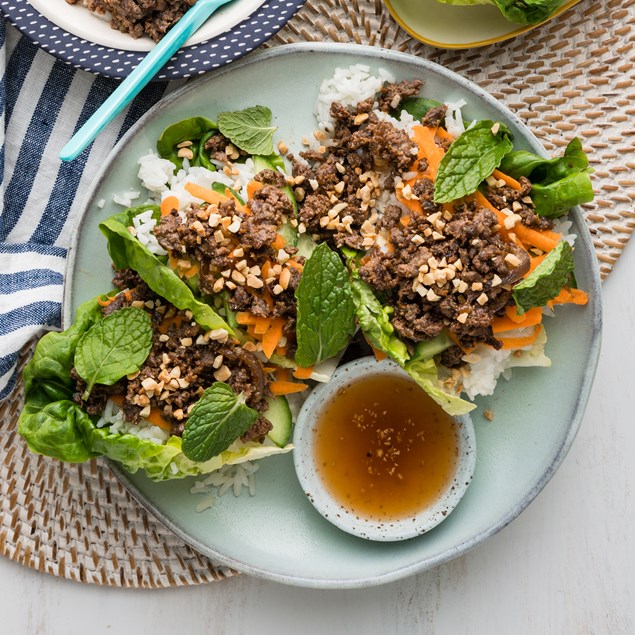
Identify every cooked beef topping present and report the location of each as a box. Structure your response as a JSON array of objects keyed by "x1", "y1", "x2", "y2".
[
  {"x1": 292, "y1": 100, "x2": 417, "y2": 250},
  {"x1": 72, "y1": 269, "x2": 274, "y2": 443},
  {"x1": 68, "y1": 0, "x2": 198, "y2": 42},
  {"x1": 377, "y1": 80, "x2": 424, "y2": 113},
  {"x1": 483, "y1": 176, "x2": 553, "y2": 231},
  {"x1": 358, "y1": 193, "x2": 520, "y2": 350},
  {"x1": 420, "y1": 105, "x2": 448, "y2": 129}
]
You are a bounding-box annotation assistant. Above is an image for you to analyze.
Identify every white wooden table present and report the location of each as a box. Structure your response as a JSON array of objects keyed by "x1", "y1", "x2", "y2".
[{"x1": 1, "y1": 244, "x2": 633, "y2": 634}]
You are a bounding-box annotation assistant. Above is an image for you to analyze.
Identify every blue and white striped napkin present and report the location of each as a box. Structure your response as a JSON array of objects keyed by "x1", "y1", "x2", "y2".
[{"x1": 0, "y1": 21, "x2": 174, "y2": 400}]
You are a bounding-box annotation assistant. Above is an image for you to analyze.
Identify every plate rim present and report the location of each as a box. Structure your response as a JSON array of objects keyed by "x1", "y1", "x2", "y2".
[
  {"x1": 63, "y1": 42, "x2": 603, "y2": 588},
  {"x1": 1, "y1": 0, "x2": 306, "y2": 80},
  {"x1": 382, "y1": 0, "x2": 582, "y2": 49}
]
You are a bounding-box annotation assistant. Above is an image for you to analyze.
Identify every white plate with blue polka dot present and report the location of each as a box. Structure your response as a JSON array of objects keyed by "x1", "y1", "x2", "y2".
[{"x1": 1, "y1": 0, "x2": 306, "y2": 79}]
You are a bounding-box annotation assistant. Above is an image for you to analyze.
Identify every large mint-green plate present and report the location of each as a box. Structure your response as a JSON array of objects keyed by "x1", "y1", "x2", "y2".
[{"x1": 65, "y1": 43, "x2": 602, "y2": 589}]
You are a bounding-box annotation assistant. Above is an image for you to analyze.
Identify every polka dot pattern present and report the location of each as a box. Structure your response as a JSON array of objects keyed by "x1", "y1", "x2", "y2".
[{"x1": 0, "y1": 0, "x2": 306, "y2": 79}]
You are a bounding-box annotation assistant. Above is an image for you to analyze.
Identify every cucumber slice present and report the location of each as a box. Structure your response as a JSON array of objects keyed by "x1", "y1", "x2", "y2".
[
  {"x1": 265, "y1": 395, "x2": 293, "y2": 447},
  {"x1": 295, "y1": 233, "x2": 316, "y2": 260}
]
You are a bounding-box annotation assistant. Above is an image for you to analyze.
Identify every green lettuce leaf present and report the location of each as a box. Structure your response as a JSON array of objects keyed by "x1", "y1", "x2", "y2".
[
  {"x1": 343, "y1": 248, "x2": 409, "y2": 366},
  {"x1": 530, "y1": 172, "x2": 594, "y2": 218},
  {"x1": 433, "y1": 0, "x2": 561, "y2": 25},
  {"x1": 403, "y1": 355, "x2": 476, "y2": 416},
  {"x1": 500, "y1": 138, "x2": 589, "y2": 183},
  {"x1": 99, "y1": 209, "x2": 232, "y2": 334},
  {"x1": 435, "y1": 120, "x2": 513, "y2": 203},
  {"x1": 156, "y1": 117, "x2": 217, "y2": 170},
  {"x1": 398, "y1": 97, "x2": 443, "y2": 121},
  {"x1": 18, "y1": 294, "x2": 291, "y2": 479},
  {"x1": 499, "y1": 138, "x2": 594, "y2": 218}
]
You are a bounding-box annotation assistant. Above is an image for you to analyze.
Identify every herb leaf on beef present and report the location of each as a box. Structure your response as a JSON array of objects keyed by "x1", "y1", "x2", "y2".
[
  {"x1": 218, "y1": 106, "x2": 277, "y2": 156},
  {"x1": 182, "y1": 383, "x2": 259, "y2": 462},
  {"x1": 434, "y1": 120, "x2": 513, "y2": 203},
  {"x1": 295, "y1": 243, "x2": 356, "y2": 367},
  {"x1": 512, "y1": 240, "x2": 575, "y2": 314},
  {"x1": 75, "y1": 307, "x2": 153, "y2": 398}
]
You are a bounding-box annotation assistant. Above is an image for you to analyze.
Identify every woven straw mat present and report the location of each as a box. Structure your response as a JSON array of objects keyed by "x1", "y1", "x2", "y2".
[{"x1": 1, "y1": 0, "x2": 633, "y2": 588}]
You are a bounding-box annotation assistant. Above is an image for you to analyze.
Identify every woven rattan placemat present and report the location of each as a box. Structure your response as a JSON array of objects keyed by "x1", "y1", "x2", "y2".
[{"x1": 1, "y1": 0, "x2": 633, "y2": 588}]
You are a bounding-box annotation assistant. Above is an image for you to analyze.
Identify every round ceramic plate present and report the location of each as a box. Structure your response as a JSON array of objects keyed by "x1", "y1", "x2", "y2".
[
  {"x1": 383, "y1": 0, "x2": 582, "y2": 49},
  {"x1": 64, "y1": 43, "x2": 602, "y2": 589},
  {"x1": 0, "y1": 0, "x2": 305, "y2": 79}
]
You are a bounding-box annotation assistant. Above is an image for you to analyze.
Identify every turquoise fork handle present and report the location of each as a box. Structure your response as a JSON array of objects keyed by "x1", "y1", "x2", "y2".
[{"x1": 59, "y1": 0, "x2": 229, "y2": 162}]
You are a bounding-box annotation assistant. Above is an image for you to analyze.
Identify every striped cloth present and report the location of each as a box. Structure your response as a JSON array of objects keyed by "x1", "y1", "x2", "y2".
[{"x1": 0, "y1": 21, "x2": 175, "y2": 400}]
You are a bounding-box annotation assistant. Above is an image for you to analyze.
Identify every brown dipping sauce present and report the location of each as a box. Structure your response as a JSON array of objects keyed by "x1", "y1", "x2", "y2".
[{"x1": 313, "y1": 373, "x2": 460, "y2": 522}]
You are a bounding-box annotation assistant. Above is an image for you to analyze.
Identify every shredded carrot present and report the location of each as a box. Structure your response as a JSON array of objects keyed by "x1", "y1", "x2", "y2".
[
  {"x1": 276, "y1": 368, "x2": 292, "y2": 382},
  {"x1": 492, "y1": 169, "x2": 523, "y2": 191},
  {"x1": 505, "y1": 305, "x2": 543, "y2": 324},
  {"x1": 161, "y1": 195, "x2": 180, "y2": 216},
  {"x1": 286, "y1": 260, "x2": 304, "y2": 272},
  {"x1": 528, "y1": 254, "x2": 547, "y2": 273},
  {"x1": 547, "y1": 287, "x2": 589, "y2": 308},
  {"x1": 372, "y1": 346, "x2": 387, "y2": 362},
  {"x1": 293, "y1": 366, "x2": 314, "y2": 380},
  {"x1": 168, "y1": 255, "x2": 200, "y2": 278},
  {"x1": 157, "y1": 313, "x2": 184, "y2": 334},
  {"x1": 247, "y1": 180, "x2": 264, "y2": 200},
  {"x1": 272, "y1": 234, "x2": 286, "y2": 250},
  {"x1": 124, "y1": 289, "x2": 133, "y2": 302},
  {"x1": 254, "y1": 316, "x2": 272, "y2": 336},
  {"x1": 412, "y1": 124, "x2": 445, "y2": 177},
  {"x1": 262, "y1": 366, "x2": 277, "y2": 373},
  {"x1": 263, "y1": 291, "x2": 274, "y2": 311},
  {"x1": 492, "y1": 308, "x2": 543, "y2": 334},
  {"x1": 269, "y1": 381, "x2": 309, "y2": 395},
  {"x1": 184, "y1": 182, "x2": 228, "y2": 205},
  {"x1": 473, "y1": 191, "x2": 560, "y2": 251},
  {"x1": 236, "y1": 312, "x2": 257, "y2": 325},
  {"x1": 97, "y1": 295, "x2": 116, "y2": 307},
  {"x1": 514, "y1": 225, "x2": 561, "y2": 252},
  {"x1": 499, "y1": 325, "x2": 542, "y2": 350},
  {"x1": 275, "y1": 345, "x2": 288, "y2": 356},
  {"x1": 144, "y1": 408, "x2": 173, "y2": 432},
  {"x1": 261, "y1": 318, "x2": 285, "y2": 359},
  {"x1": 109, "y1": 396, "x2": 171, "y2": 432},
  {"x1": 399, "y1": 215, "x2": 412, "y2": 227},
  {"x1": 435, "y1": 127, "x2": 455, "y2": 143}
]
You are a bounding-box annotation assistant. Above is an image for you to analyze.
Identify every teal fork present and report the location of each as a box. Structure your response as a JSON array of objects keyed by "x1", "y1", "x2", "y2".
[{"x1": 59, "y1": 0, "x2": 232, "y2": 162}]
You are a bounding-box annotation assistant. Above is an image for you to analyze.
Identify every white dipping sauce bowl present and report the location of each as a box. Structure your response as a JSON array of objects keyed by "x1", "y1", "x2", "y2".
[{"x1": 293, "y1": 357, "x2": 477, "y2": 542}]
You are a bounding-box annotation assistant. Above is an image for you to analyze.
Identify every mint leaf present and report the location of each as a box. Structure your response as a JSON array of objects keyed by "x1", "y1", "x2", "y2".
[
  {"x1": 217, "y1": 106, "x2": 277, "y2": 155},
  {"x1": 75, "y1": 307, "x2": 152, "y2": 397},
  {"x1": 434, "y1": 120, "x2": 513, "y2": 203},
  {"x1": 181, "y1": 383, "x2": 258, "y2": 462},
  {"x1": 295, "y1": 243, "x2": 356, "y2": 367},
  {"x1": 512, "y1": 240, "x2": 574, "y2": 314}
]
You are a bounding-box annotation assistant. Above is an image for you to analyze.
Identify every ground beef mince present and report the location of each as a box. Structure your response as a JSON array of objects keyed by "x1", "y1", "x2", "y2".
[
  {"x1": 420, "y1": 105, "x2": 448, "y2": 129},
  {"x1": 71, "y1": 269, "x2": 274, "y2": 443},
  {"x1": 483, "y1": 175, "x2": 553, "y2": 231},
  {"x1": 292, "y1": 95, "x2": 418, "y2": 250},
  {"x1": 357, "y1": 186, "x2": 523, "y2": 351},
  {"x1": 67, "y1": 0, "x2": 198, "y2": 42},
  {"x1": 152, "y1": 166, "x2": 302, "y2": 354},
  {"x1": 377, "y1": 80, "x2": 424, "y2": 113}
]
